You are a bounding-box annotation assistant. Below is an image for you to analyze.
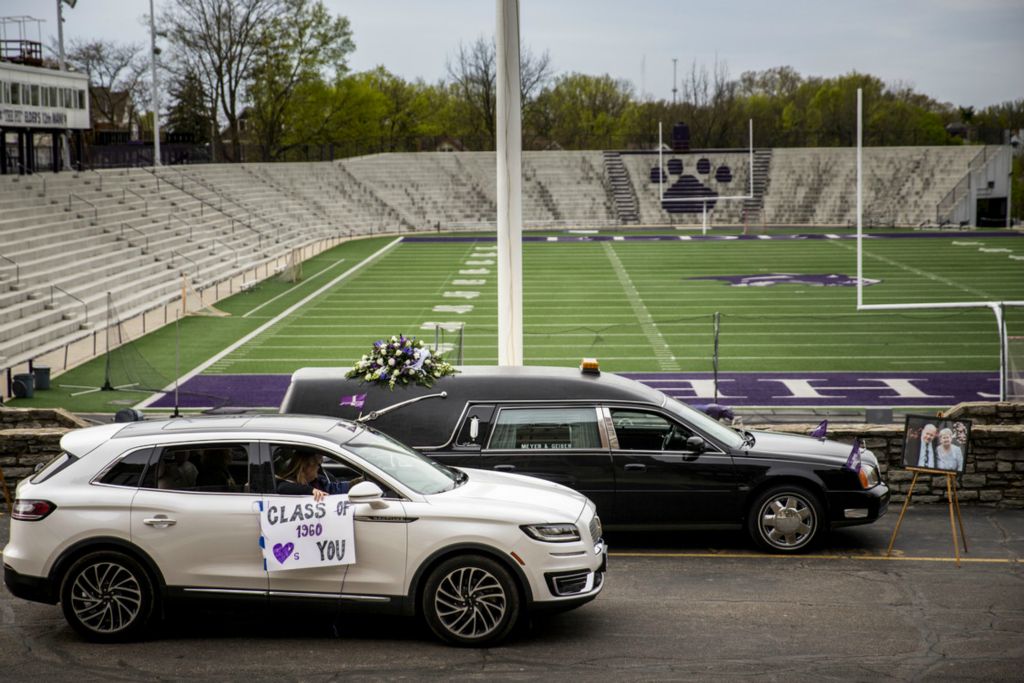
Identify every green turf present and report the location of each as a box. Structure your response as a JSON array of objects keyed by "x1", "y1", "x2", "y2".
[
  {"x1": 5, "y1": 236, "x2": 398, "y2": 411},
  {"x1": 8, "y1": 231, "x2": 1023, "y2": 412}
]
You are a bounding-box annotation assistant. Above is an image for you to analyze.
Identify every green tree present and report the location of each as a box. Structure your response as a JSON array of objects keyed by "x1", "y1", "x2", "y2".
[
  {"x1": 532, "y1": 73, "x2": 636, "y2": 149},
  {"x1": 163, "y1": 0, "x2": 280, "y2": 161},
  {"x1": 248, "y1": 0, "x2": 355, "y2": 160},
  {"x1": 166, "y1": 67, "x2": 212, "y2": 144}
]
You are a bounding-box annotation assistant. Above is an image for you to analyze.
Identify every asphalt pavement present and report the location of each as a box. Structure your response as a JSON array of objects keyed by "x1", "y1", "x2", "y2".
[{"x1": 2, "y1": 504, "x2": 1022, "y2": 681}]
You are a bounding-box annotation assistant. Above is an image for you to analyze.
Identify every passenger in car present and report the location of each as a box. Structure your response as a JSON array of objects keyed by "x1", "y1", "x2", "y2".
[
  {"x1": 157, "y1": 451, "x2": 198, "y2": 490},
  {"x1": 196, "y1": 449, "x2": 237, "y2": 491},
  {"x1": 276, "y1": 451, "x2": 352, "y2": 502}
]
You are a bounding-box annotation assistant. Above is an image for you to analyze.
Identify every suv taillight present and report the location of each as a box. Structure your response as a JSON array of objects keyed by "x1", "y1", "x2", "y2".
[{"x1": 12, "y1": 499, "x2": 57, "y2": 521}]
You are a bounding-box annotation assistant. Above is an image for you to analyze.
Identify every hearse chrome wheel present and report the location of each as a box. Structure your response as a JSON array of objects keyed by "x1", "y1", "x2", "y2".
[
  {"x1": 749, "y1": 485, "x2": 824, "y2": 553},
  {"x1": 61, "y1": 551, "x2": 155, "y2": 642},
  {"x1": 423, "y1": 555, "x2": 520, "y2": 646}
]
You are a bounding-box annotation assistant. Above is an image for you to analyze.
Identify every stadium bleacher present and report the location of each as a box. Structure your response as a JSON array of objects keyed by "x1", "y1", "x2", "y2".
[{"x1": 0, "y1": 144, "x2": 1002, "y2": 382}]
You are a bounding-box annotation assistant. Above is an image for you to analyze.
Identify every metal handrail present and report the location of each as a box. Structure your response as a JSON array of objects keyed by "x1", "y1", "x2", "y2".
[
  {"x1": 121, "y1": 222, "x2": 149, "y2": 252},
  {"x1": 936, "y1": 146, "x2": 987, "y2": 223},
  {"x1": 168, "y1": 213, "x2": 192, "y2": 241},
  {"x1": 172, "y1": 249, "x2": 199, "y2": 279},
  {"x1": 213, "y1": 239, "x2": 239, "y2": 265},
  {"x1": 67, "y1": 193, "x2": 98, "y2": 221},
  {"x1": 122, "y1": 187, "x2": 149, "y2": 215},
  {"x1": 0, "y1": 254, "x2": 20, "y2": 286},
  {"x1": 81, "y1": 168, "x2": 103, "y2": 192},
  {"x1": 50, "y1": 285, "x2": 88, "y2": 323}
]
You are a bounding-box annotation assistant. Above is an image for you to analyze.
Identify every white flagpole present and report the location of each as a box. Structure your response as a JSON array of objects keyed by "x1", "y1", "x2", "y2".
[{"x1": 496, "y1": 0, "x2": 523, "y2": 366}]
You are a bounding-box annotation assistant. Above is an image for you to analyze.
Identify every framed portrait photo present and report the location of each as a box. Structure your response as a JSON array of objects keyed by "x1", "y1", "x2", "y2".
[{"x1": 902, "y1": 414, "x2": 971, "y2": 473}]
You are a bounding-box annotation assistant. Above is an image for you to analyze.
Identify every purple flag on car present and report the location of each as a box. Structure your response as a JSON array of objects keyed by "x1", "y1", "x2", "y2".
[
  {"x1": 339, "y1": 394, "x2": 367, "y2": 409},
  {"x1": 811, "y1": 419, "x2": 828, "y2": 440},
  {"x1": 843, "y1": 438, "x2": 862, "y2": 472},
  {"x1": 695, "y1": 403, "x2": 735, "y2": 422}
]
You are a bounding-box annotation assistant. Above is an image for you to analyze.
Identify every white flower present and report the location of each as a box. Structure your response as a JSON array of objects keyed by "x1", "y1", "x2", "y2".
[{"x1": 388, "y1": 358, "x2": 395, "y2": 367}]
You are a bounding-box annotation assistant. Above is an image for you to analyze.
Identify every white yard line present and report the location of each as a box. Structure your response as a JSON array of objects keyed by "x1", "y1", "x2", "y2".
[
  {"x1": 241, "y1": 258, "x2": 347, "y2": 318},
  {"x1": 831, "y1": 239, "x2": 995, "y2": 299},
  {"x1": 603, "y1": 243, "x2": 679, "y2": 371},
  {"x1": 134, "y1": 238, "x2": 403, "y2": 409}
]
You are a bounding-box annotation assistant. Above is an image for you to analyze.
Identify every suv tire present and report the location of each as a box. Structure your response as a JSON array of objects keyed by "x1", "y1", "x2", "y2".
[
  {"x1": 422, "y1": 554, "x2": 520, "y2": 646},
  {"x1": 60, "y1": 550, "x2": 156, "y2": 642}
]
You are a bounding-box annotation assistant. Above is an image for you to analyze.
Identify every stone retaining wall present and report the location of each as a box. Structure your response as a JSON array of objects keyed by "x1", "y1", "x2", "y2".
[
  {"x1": 1, "y1": 406, "x2": 1021, "y2": 508},
  {"x1": 751, "y1": 419, "x2": 1024, "y2": 508},
  {"x1": 0, "y1": 409, "x2": 89, "y2": 491}
]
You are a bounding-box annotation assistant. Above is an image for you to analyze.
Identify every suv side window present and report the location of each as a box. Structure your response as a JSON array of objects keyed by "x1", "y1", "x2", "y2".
[
  {"x1": 268, "y1": 443, "x2": 397, "y2": 498},
  {"x1": 611, "y1": 409, "x2": 692, "y2": 451},
  {"x1": 97, "y1": 448, "x2": 153, "y2": 487},
  {"x1": 143, "y1": 443, "x2": 252, "y2": 493},
  {"x1": 488, "y1": 407, "x2": 601, "y2": 450}
]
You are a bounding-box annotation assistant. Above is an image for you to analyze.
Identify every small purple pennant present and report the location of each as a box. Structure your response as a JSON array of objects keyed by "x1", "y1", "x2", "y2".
[
  {"x1": 339, "y1": 393, "x2": 367, "y2": 409},
  {"x1": 273, "y1": 542, "x2": 294, "y2": 564},
  {"x1": 811, "y1": 419, "x2": 828, "y2": 440},
  {"x1": 844, "y1": 438, "x2": 862, "y2": 473}
]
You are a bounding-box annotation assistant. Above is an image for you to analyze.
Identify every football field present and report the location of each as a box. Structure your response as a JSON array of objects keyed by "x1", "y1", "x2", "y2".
[
  {"x1": 204, "y1": 232, "x2": 1023, "y2": 375},
  {"x1": 11, "y1": 230, "x2": 1022, "y2": 412}
]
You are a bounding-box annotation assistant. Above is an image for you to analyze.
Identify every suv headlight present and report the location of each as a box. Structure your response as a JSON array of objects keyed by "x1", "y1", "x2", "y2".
[
  {"x1": 859, "y1": 463, "x2": 880, "y2": 489},
  {"x1": 521, "y1": 523, "x2": 581, "y2": 543}
]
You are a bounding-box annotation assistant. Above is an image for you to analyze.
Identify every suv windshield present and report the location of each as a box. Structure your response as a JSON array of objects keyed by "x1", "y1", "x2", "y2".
[
  {"x1": 344, "y1": 428, "x2": 459, "y2": 494},
  {"x1": 664, "y1": 398, "x2": 746, "y2": 449}
]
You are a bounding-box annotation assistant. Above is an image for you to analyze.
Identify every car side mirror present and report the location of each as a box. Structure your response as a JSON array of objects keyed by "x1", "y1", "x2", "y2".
[
  {"x1": 685, "y1": 436, "x2": 706, "y2": 453},
  {"x1": 349, "y1": 481, "x2": 387, "y2": 509}
]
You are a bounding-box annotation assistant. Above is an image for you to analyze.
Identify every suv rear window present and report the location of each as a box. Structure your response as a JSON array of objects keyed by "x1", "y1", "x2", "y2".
[
  {"x1": 30, "y1": 452, "x2": 79, "y2": 484},
  {"x1": 98, "y1": 448, "x2": 153, "y2": 488}
]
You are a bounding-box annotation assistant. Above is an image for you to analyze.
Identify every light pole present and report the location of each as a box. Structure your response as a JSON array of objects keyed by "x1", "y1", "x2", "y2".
[
  {"x1": 149, "y1": 0, "x2": 161, "y2": 166},
  {"x1": 672, "y1": 57, "x2": 677, "y2": 105},
  {"x1": 57, "y1": 0, "x2": 75, "y2": 170}
]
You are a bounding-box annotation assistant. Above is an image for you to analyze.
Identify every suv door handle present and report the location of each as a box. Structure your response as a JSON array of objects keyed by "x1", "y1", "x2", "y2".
[
  {"x1": 493, "y1": 464, "x2": 516, "y2": 472},
  {"x1": 143, "y1": 516, "x2": 177, "y2": 528},
  {"x1": 624, "y1": 463, "x2": 647, "y2": 472}
]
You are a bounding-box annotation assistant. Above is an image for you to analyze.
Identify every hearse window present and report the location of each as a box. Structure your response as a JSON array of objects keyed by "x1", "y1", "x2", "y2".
[
  {"x1": 97, "y1": 448, "x2": 153, "y2": 488},
  {"x1": 489, "y1": 407, "x2": 601, "y2": 450},
  {"x1": 142, "y1": 444, "x2": 252, "y2": 493},
  {"x1": 611, "y1": 409, "x2": 692, "y2": 451},
  {"x1": 455, "y1": 404, "x2": 495, "y2": 447}
]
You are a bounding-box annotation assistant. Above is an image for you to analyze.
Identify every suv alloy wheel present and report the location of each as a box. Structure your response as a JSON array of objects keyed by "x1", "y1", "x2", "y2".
[{"x1": 422, "y1": 554, "x2": 521, "y2": 646}]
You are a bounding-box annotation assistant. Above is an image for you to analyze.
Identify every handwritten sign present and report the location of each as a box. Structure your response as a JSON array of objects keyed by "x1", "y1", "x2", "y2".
[{"x1": 259, "y1": 495, "x2": 356, "y2": 571}]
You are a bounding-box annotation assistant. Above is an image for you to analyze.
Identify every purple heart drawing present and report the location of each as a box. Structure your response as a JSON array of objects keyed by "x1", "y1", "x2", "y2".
[{"x1": 273, "y1": 542, "x2": 294, "y2": 564}]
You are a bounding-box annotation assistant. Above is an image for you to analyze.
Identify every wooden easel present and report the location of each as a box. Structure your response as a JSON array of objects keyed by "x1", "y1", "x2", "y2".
[{"x1": 886, "y1": 467, "x2": 967, "y2": 566}]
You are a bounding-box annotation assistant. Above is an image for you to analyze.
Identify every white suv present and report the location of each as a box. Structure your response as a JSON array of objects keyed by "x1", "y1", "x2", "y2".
[{"x1": 3, "y1": 415, "x2": 605, "y2": 646}]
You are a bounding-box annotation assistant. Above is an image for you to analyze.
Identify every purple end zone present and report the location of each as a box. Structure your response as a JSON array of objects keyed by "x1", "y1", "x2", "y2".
[
  {"x1": 146, "y1": 371, "x2": 1000, "y2": 409},
  {"x1": 148, "y1": 374, "x2": 292, "y2": 408}
]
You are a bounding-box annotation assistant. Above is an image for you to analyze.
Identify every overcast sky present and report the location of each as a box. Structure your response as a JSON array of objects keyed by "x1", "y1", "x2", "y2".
[{"x1": 2, "y1": 0, "x2": 1021, "y2": 109}]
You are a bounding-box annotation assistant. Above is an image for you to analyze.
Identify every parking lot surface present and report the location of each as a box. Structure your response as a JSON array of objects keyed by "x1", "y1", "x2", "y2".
[{"x1": 2, "y1": 505, "x2": 1022, "y2": 681}]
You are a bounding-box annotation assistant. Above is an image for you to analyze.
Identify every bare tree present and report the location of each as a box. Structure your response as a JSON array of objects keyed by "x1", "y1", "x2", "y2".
[
  {"x1": 162, "y1": 0, "x2": 280, "y2": 161},
  {"x1": 680, "y1": 58, "x2": 739, "y2": 147},
  {"x1": 64, "y1": 39, "x2": 147, "y2": 133},
  {"x1": 446, "y1": 35, "x2": 552, "y2": 149}
]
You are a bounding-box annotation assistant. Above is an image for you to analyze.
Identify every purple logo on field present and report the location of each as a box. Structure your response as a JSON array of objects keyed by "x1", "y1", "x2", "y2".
[{"x1": 686, "y1": 273, "x2": 881, "y2": 287}]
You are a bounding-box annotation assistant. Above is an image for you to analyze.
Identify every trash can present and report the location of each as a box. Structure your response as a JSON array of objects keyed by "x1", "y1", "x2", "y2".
[
  {"x1": 33, "y1": 365, "x2": 51, "y2": 390},
  {"x1": 12, "y1": 373, "x2": 34, "y2": 399}
]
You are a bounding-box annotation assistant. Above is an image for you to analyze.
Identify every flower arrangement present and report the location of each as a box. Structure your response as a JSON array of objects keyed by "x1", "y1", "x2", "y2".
[{"x1": 346, "y1": 335, "x2": 457, "y2": 389}]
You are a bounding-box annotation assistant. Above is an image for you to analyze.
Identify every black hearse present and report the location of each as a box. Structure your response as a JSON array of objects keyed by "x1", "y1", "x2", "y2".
[{"x1": 280, "y1": 365, "x2": 889, "y2": 552}]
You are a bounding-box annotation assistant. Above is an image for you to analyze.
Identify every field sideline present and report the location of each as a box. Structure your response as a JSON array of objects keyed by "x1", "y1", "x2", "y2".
[{"x1": 7, "y1": 230, "x2": 1021, "y2": 413}]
